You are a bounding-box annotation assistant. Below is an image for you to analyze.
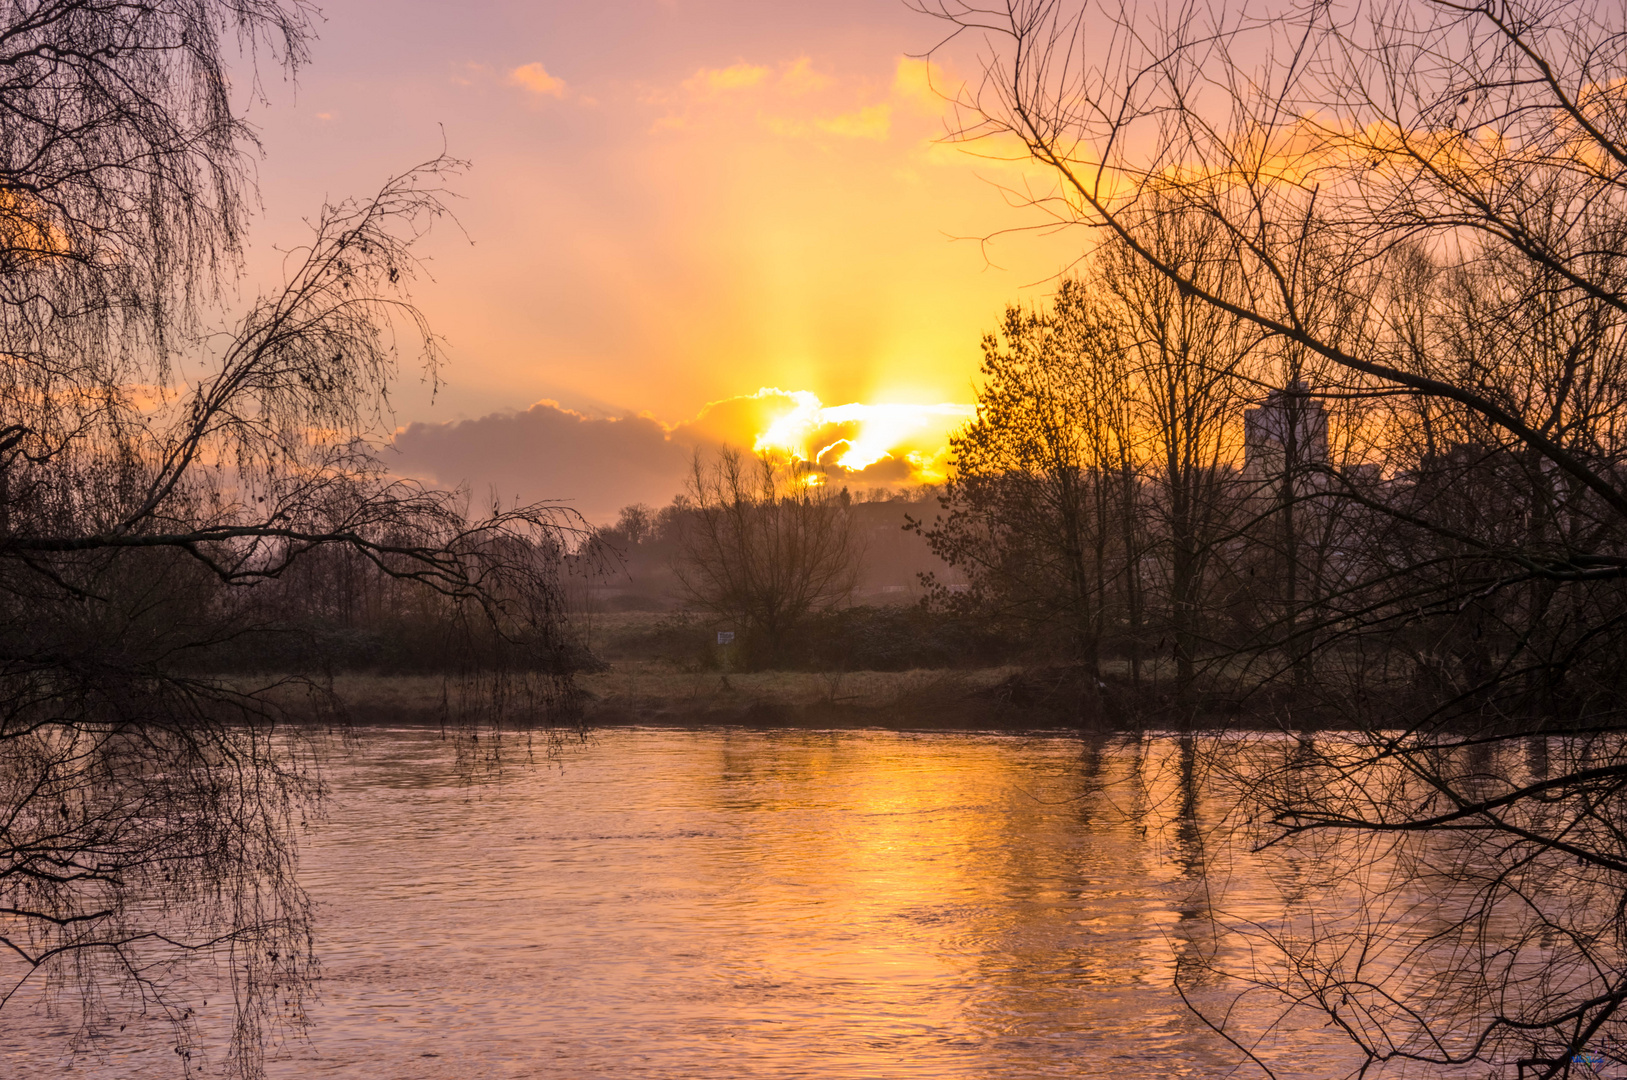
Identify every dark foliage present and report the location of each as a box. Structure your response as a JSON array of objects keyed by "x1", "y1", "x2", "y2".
[{"x1": 780, "y1": 604, "x2": 1019, "y2": 671}]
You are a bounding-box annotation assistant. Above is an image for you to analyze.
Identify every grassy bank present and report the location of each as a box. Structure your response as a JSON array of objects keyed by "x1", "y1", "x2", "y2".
[
  {"x1": 262, "y1": 664, "x2": 1075, "y2": 730},
  {"x1": 233, "y1": 611, "x2": 1414, "y2": 731},
  {"x1": 576, "y1": 661, "x2": 1038, "y2": 727}
]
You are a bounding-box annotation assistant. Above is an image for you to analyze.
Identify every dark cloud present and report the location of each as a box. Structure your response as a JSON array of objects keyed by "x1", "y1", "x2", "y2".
[{"x1": 389, "y1": 402, "x2": 696, "y2": 524}]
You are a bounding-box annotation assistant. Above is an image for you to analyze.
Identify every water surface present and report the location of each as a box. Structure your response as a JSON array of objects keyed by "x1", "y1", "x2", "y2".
[
  {"x1": 278, "y1": 728, "x2": 1339, "y2": 1079},
  {"x1": 16, "y1": 727, "x2": 1362, "y2": 1078}
]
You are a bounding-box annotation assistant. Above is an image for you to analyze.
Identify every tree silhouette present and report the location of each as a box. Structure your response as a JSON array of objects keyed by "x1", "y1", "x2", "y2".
[{"x1": 0, "y1": 3, "x2": 581, "y2": 1075}]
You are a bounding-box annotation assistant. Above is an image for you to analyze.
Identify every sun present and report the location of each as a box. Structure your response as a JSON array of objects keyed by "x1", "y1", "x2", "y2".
[{"x1": 749, "y1": 389, "x2": 974, "y2": 482}]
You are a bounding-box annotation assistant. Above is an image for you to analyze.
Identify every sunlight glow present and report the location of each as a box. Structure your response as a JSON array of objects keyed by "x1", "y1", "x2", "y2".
[{"x1": 750, "y1": 388, "x2": 974, "y2": 481}]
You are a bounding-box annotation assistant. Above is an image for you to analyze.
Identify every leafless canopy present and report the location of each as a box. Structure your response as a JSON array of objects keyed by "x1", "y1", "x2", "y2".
[
  {"x1": 923, "y1": 0, "x2": 1627, "y2": 539},
  {"x1": 674, "y1": 448, "x2": 859, "y2": 667}
]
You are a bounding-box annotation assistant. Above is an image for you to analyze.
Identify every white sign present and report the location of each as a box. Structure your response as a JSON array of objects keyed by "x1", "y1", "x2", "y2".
[{"x1": 716, "y1": 631, "x2": 735, "y2": 645}]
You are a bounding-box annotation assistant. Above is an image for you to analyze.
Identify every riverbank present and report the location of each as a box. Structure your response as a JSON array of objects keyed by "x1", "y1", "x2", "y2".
[
  {"x1": 254, "y1": 657, "x2": 1390, "y2": 731},
  {"x1": 578, "y1": 661, "x2": 1045, "y2": 728},
  {"x1": 299, "y1": 663, "x2": 1085, "y2": 730}
]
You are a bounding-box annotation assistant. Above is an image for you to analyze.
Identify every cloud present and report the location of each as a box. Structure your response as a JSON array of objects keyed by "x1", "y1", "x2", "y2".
[
  {"x1": 507, "y1": 61, "x2": 567, "y2": 98},
  {"x1": 892, "y1": 57, "x2": 950, "y2": 109},
  {"x1": 391, "y1": 402, "x2": 691, "y2": 524},
  {"x1": 682, "y1": 62, "x2": 769, "y2": 95},
  {"x1": 739, "y1": 390, "x2": 973, "y2": 478},
  {"x1": 450, "y1": 61, "x2": 489, "y2": 88},
  {"x1": 657, "y1": 57, "x2": 891, "y2": 138},
  {"x1": 650, "y1": 56, "x2": 955, "y2": 145},
  {"x1": 781, "y1": 57, "x2": 832, "y2": 95},
  {"x1": 817, "y1": 103, "x2": 891, "y2": 140},
  {"x1": 669, "y1": 387, "x2": 810, "y2": 448},
  {"x1": 389, "y1": 389, "x2": 972, "y2": 524}
]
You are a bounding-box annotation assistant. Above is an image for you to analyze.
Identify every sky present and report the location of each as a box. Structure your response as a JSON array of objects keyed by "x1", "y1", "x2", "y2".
[{"x1": 240, "y1": 0, "x2": 1081, "y2": 520}]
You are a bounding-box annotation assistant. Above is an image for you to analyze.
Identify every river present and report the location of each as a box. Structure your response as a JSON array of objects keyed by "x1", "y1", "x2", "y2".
[{"x1": 15, "y1": 727, "x2": 1375, "y2": 1078}]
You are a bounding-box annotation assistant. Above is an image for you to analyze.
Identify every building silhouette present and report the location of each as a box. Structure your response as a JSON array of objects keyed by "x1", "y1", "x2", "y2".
[{"x1": 1244, "y1": 382, "x2": 1328, "y2": 478}]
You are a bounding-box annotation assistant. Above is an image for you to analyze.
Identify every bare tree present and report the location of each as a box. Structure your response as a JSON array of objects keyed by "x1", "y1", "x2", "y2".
[
  {"x1": 674, "y1": 448, "x2": 858, "y2": 667},
  {"x1": 1054, "y1": 277, "x2": 1150, "y2": 687},
  {"x1": 921, "y1": 0, "x2": 1627, "y2": 577},
  {"x1": 918, "y1": 288, "x2": 1117, "y2": 683},
  {"x1": 0, "y1": 162, "x2": 584, "y2": 1080},
  {"x1": 1101, "y1": 225, "x2": 1252, "y2": 706}
]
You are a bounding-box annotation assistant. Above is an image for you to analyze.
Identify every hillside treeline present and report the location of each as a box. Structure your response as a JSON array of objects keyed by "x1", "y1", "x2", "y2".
[{"x1": 167, "y1": 526, "x2": 590, "y2": 676}]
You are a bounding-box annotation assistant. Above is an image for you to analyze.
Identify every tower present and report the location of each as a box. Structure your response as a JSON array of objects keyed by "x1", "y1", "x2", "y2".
[{"x1": 1244, "y1": 382, "x2": 1328, "y2": 478}]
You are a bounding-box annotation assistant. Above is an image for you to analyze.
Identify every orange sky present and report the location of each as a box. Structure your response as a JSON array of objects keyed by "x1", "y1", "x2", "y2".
[{"x1": 240, "y1": 1, "x2": 1082, "y2": 516}]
